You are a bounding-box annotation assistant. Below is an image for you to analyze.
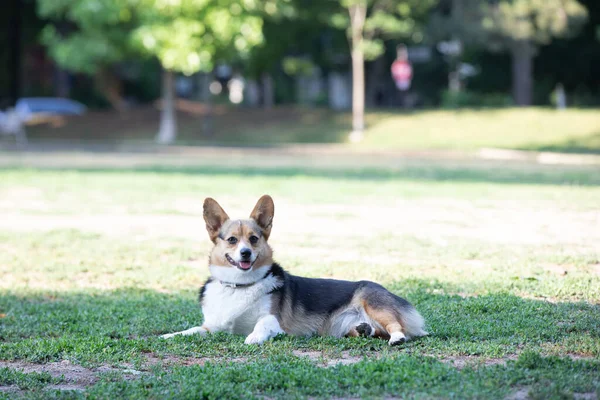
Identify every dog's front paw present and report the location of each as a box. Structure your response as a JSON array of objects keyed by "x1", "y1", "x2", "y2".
[
  {"x1": 244, "y1": 332, "x2": 269, "y2": 345},
  {"x1": 160, "y1": 326, "x2": 208, "y2": 339}
]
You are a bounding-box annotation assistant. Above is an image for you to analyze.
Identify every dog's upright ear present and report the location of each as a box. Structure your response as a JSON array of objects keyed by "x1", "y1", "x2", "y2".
[
  {"x1": 250, "y1": 195, "x2": 275, "y2": 240},
  {"x1": 203, "y1": 198, "x2": 230, "y2": 243}
]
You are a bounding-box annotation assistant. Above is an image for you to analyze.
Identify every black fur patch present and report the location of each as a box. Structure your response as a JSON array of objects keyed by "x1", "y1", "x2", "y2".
[
  {"x1": 198, "y1": 277, "x2": 213, "y2": 305},
  {"x1": 264, "y1": 263, "x2": 285, "y2": 294},
  {"x1": 283, "y1": 275, "x2": 362, "y2": 315},
  {"x1": 355, "y1": 322, "x2": 373, "y2": 337},
  {"x1": 268, "y1": 263, "x2": 285, "y2": 279}
]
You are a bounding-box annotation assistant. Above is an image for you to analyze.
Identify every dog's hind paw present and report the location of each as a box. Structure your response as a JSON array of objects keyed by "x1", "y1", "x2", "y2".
[
  {"x1": 355, "y1": 322, "x2": 374, "y2": 337},
  {"x1": 388, "y1": 332, "x2": 406, "y2": 346}
]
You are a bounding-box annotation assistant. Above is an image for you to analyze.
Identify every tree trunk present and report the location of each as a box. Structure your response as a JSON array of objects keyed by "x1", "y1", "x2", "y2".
[
  {"x1": 8, "y1": 0, "x2": 22, "y2": 106},
  {"x1": 95, "y1": 68, "x2": 126, "y2": 111},
  {"x1": 366, "y1": 55, "x2": 385, "y2": 107},
  {"x1": 349, "y1": 2, "x2": 367, "y2": 142},
  {"x1": 55, "y1": 68, "x2": 71, "y2": 98},
  {"x1": 262, "y1": 73, "x2": 274, "y2": 110},
  {"x1": 156, "y1": 69, "x2": 177, "y2": 144},
  {"x1": 200, "y1": 72, "x2": 214, "y2": 137},
  {"x1": 511, "y1": 40, "x2": 534, "y2": 106}
]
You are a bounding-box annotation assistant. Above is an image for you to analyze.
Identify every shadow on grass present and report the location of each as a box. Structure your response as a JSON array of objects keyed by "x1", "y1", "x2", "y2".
[
  {"x1": 1, "y1": 163, "x2": 599, "y2": 186},
  {"x1": 0, "y1": 283, "x2": 598, "y2": 363},
  {"x1": 522, "y1": 132, "x2": 600, "y2": 155},
  {"x1": 21, "y1": 107, "x2": 355, "y2": 146},
  {"x1": 1, "y1": 283, "x2": 599, "y2": 398}
]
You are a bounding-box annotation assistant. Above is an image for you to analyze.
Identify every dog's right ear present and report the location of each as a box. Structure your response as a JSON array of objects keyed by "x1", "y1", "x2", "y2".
[
  {"x1": 203, "y1": 198, "x2": 230, "y2": 243},
  {"x1": 250, "y1": 195, "x2": 274, "y2": 240}
]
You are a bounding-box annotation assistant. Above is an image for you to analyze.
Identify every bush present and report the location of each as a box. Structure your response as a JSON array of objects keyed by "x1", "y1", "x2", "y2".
[{"x1": 441, "y1": 90, "x2": 513, "y2": 109}]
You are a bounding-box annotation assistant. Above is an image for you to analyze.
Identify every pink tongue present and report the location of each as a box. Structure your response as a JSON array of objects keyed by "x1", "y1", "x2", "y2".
[{"x1": 239, "y1": 261, "x2": 252, "y2": 270}]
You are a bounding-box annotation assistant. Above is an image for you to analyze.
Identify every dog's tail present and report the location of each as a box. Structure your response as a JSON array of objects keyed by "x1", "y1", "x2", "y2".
[{"x1": 400, "y1": 306, "x2": 428, "y2": 339}]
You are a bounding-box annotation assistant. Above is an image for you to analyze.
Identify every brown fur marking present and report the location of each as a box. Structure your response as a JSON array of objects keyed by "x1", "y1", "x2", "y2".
[{"x1": 363, "y1": 301, "x2": 404, "y2": 337}]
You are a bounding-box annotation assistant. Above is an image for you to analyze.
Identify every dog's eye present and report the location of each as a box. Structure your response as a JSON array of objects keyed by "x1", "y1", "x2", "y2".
[
  {"x1": 249, "y1": 235, "x2": 259, "y2": 245},
  {"x1": 227, "y1": 237, "x2": 238, "y2": 245}
]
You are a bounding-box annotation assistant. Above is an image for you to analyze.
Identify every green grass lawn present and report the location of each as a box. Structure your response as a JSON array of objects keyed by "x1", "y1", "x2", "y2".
[
  {"x1": 0, "y1": 150, "x2": 599, "y2": 399},
  {"x1": 235, "y1": 108, "x2": 600, "y2": 153},
  {"x1": 22, "y1": 107, "x2": 600, "y2": 154},
  {"x1": 358, "y1": 108, "x2": 600, "y2": 153}
]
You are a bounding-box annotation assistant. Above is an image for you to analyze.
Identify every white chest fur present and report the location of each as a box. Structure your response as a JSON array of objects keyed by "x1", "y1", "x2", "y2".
[{"x1": 201, "y1": 267, "x2": 281, "y2": 336}]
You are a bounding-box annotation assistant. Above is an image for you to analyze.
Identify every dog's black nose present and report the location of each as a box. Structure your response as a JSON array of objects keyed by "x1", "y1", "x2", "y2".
[{"x1": 240, "y1": 248, "x2": 252, "y2": 259}]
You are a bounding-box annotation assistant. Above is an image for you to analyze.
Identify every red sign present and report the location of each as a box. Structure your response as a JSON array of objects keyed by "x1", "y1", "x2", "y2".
[{"x1": 391, "y1": 60, "x2": 413, "y2": 91}]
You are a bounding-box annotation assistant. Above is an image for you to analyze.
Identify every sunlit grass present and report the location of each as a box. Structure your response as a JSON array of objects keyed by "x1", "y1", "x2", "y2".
[{"x1": 356, "y1": 108, "x2": 600, "y2": 152}]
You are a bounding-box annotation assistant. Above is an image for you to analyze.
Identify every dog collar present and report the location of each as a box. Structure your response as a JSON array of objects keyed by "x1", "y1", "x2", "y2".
[
  {"x1": 219, "y1": 280, "x2": 257, "y2": 288},
  {"x1": 218, "y1": 268, "x2": 275, "y2": 289}
]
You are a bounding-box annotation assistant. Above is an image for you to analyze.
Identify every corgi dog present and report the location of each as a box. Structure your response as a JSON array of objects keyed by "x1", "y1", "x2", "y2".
[{"x1": 161, "y1": 195, "x2": 427, "y2": 345}]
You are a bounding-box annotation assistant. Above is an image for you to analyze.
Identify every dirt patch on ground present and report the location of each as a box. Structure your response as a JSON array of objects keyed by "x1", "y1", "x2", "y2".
[
  {"x1": 0, "y1": 360, "x2": 143, "y2": 392},
  {"x1": 565, "y1": 354, "x2": 599, "y2": 362},
  {"x1": 143, "y1": 353, "x2": 247, "y2": 368},
  {"x1": 505, "y1": 387, "x2": 598, "y2": 400},
  {"x1": 292, "y1": 350, "x2": 364, "y2": 367},
  {"x1": 437, "y1": 355, "x2": 519, "y2": 370},
  {"x1": 573, "y1": 393, "x2": 599, "y2": 400},
  {"x1": 143, "y1": 351, "x2": 362, "y2": 369},
  {"x1": 438, "y1": 353, "x2": 598, "y2": 371},
  {"x1": 0, "y1": 385, "x2": 23, "y2": 394},
  {"x1": 505, "y1": 387, "x2": 531, "y2": 400}
]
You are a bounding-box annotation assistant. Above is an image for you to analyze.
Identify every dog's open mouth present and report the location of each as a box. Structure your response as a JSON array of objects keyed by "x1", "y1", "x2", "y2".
[{"x1": 226, "y1": 254, "x2": 253, "y2": 271}]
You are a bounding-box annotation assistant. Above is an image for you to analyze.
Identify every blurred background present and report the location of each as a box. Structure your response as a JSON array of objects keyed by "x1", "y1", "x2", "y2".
[{"x1": 1, "y1": 0, "x2": 599, "y2": 149}]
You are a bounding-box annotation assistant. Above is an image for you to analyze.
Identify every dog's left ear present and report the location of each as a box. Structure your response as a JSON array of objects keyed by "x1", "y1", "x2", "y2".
[
  {"x1": 250, "y1": 195, "x2": 274, "y2": 240},
  {"x1": 204, "y1": 197, "x2": 230, "y2": 243}
]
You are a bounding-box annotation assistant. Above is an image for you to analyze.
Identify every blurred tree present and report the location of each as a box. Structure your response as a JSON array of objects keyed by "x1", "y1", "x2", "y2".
[
  {"x1": 328, "y1": 0, "x2": 436, "y2": 140},
  {"x1": 38, "y1": 0, "x2": 267, "y2": 144},
  {"x1": 6, "y1": 0, "x2": 22, "y2": 107},
  {"x1": 245, "y1": 0, "x2": 339, "y2": 108},
  {"x1": 131, "y1": 0, "x2": 265, "y2": 144},
  {"x1": 484, "y1": 0, "x2": 588, "y2": 106},
  {"x1": 37, "y1": 0, "x2": 142, "y2": 110},
  {"x1": 431, "y1": 0, "x2": 588, "y2": 106}
]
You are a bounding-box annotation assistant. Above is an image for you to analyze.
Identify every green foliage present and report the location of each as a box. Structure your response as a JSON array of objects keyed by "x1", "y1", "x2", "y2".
[
  {"x1": 37, "y1": 0, "x2": 140, "y2": 74},
  {"x1": 482, "y1": 0, "x2": 589, "y2": 45},
  {"x1": 245, "y1": 0, "x2": 344, "y2": 80},
  {"x1": 331, "y1": 0, "x2": 437, "y2": 60},
  {"x1": 37, "y1": 0, "x2": 267, "y2": 76},
  {"x1": 441, "y1": 90, "x2": 514, "y2": 108},
  {"x1": 433, "y1": 0, "x2": 589, "y2": 50},
  {"x1": 282, "y1": 57, "x2": 316, "y2": 76},
  {"x1": 131, "y1": 0, "x2": 265, "y2": 75}
]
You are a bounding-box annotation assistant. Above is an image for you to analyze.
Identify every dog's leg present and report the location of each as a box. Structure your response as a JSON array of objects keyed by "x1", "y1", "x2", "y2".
[
  {"x1": 384, "y1": 322, "x2": 406, "y2": 346},
  {"x1": 347, "y1": 322, "x2": 375, "y2": 337},
  {"x1": 244, "y1": 315, "x2": 285, "y2": 345},
  {"x1": 364, "y1": 307, "x2": 406, "y2": 346},
  {"x1": 161, "y1": 326, "x2": 209, "y2": 339},
  {"x1": 162, "y1": 306, "x2": 236, "y2": 339}
]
